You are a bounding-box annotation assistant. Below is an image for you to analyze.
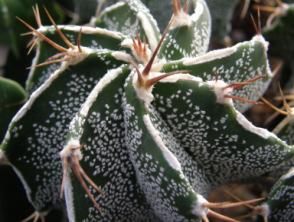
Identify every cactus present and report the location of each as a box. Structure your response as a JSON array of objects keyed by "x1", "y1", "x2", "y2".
[
  {"x1": 205, "y1": 0, "x2": 240, "y2": 45},
  {"x1": 1, "y1": 0, "x2": 294, "y2": 221},
  {"x1": 263, "y1": 3, "x2": 294, "y2": 62},
  {"x1": 0, "y1": 77, "x2": 26, "y2": 141},
  {"x1": 256, "y1": 168, "x2": 294, "y2": 222}
]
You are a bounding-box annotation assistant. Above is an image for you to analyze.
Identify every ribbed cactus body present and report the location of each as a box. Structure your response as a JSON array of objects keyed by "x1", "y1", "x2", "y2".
[{"x1": 1, "y1": 0, "x2": 294, "y2": 221}]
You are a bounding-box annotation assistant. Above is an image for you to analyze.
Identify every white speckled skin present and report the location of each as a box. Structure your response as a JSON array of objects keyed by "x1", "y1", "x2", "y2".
[
  {"x1": 1, "y1": 50, "x2": 128, "y2": 211},
  {"x1": 2, "y1": 0, "x2": 292, "y2": 220}
]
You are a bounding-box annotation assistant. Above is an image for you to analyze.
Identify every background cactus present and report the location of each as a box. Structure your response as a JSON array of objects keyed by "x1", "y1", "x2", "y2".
[{"x1": 1, "y1": 0, "x2": 294, "y2": 222}]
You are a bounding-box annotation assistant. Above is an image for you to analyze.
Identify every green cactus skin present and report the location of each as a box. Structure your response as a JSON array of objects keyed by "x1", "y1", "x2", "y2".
[
  {"x1": 160, "y1": 35, "x2": 272, "y2": 112},
  {"x1": 26, "y1": 25, "x2": 129, "y2": 94},
  {"x1": 121, "y1": 71, "x2": 294, "y2": 221},
  {"x1": 263, "y1": 4, "x2": 294, "y2": 63},
  {"x1": 268, "y1": 104, "x2": 294, "y2": 179},
  {"x1": 257, "y1": 168, "x2": 294, "y2": 222},
  {"x1": 63, "y1": 69, "x2": 294, "y2": 221},
  {"x1": 0, "y1": 77, "x2": 26, "y2": 141},
  {"x1": 62, "y1": 66, "x2": 160, "y2": 221},
  {"x1": 1, "y1": 49, "x2": 130, "y2": 211},
  {"x1": 152, "y1": 78, "x2": 294, "y2": 187},
  {"x1": 92, "y1": 0, "x2": 161, "y2": 51},
  {"x1": 205, "y1": 0, "x2": 240, "y2": 43},
  {"x1": 123, "y1": 73, "x2": 205, "y2": 222},
  {"x1": 158, "y1": 0, "x2": 211, "y2": 60},
  {"x1": 1, "y1": 0, "x2": 294, "y2": 221}
]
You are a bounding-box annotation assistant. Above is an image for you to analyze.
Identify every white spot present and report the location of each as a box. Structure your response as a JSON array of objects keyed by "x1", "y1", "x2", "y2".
[
  {"x1": 60, "y1": 139, "x2": 82, "y2": 160},
  {"x1": 132, "y1": 71, "x2": 154, "y2": 106},
  {"x1": 252, "y1": 35, "x2": 269, "y2": 51},
  {"x1": 7, "y1": 63, "x2": 70, "y2": 125},
  {"x1": 192, "y1": 194, "x2": 209, "y2": 218},
  {"x1": 256, "y1": 203, "x2": 270, "y2": 219},
  {"x1": 170, "y1": 0, "x2": 205, "y2": 29},
  {"x1": 120, "y1": 38, "x2": 133, "y2": 48},
  {"x1": 206, "y1": 80, "x2": 233, "y2": 105},
  {"x1": 170, "y1": 11, "x2": 192, "y2": 29}
]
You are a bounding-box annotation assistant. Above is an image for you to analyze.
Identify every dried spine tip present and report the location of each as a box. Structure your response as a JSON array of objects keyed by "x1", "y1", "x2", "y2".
[
  {"x1": 17, "y1": 17, "x2": 67, "y2": 52},
  {"x1": 262, "y1": 83, "x2": 294, "y2": 134},
  {"x1": 32, "y1": 5, "x2": 42, "y2": 28},
  {"x1": 21, "y1": 211, "x2": 46, "y2": 222},
  {"x1": 195, "y1": 195, "x2": 263, "y2": 222},
  {"x1": 249, "y1": 10, "x2": 261, "y2": 35},
  {"x1": 172, "y1": 0, "x2": 181, "y2": 15},
  {"x1": 19, "y1": 7, "x2": 88, "y2": 68},
  {"x1": 60, "y1": 141, "x2": 102, "y2": 212},
  {"x1": 43, "y1": 7, "x2": 74, "y2": 49},
  {"x1": 172, "y1": 0, "x2": 189, "y2": 15},
  {"x1": 223, "y1": 75, "x2": 264, "y2": 90},
  {"x1": 211, "y1": 75, "x2": 264, "y2": 105},
  {"x1": 253, "y1": 1, "x2": 289, "y2": 27}
]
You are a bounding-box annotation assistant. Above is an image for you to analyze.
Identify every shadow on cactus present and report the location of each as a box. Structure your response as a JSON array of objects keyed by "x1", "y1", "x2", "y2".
[{"x1": 1, "y1": 0, "x2": 294, "y2": 221}]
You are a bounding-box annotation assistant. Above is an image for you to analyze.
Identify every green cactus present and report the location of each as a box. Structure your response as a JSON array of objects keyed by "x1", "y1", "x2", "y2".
[
  {"x1": 256, "y1": 168, "x2": 294, "y2": 222},
  {"x1": 205, "y1": 0, "x2": 240, "y2": 44},
  {"x1": 0, "y1": 77, "x2": 26, "y2": 141},
  {"x1": 2, "y1": 0, "x2": 294, "y2": 221},
  {"x1": 263, "y1": 3, "x2": 294, "y2": 63}
]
